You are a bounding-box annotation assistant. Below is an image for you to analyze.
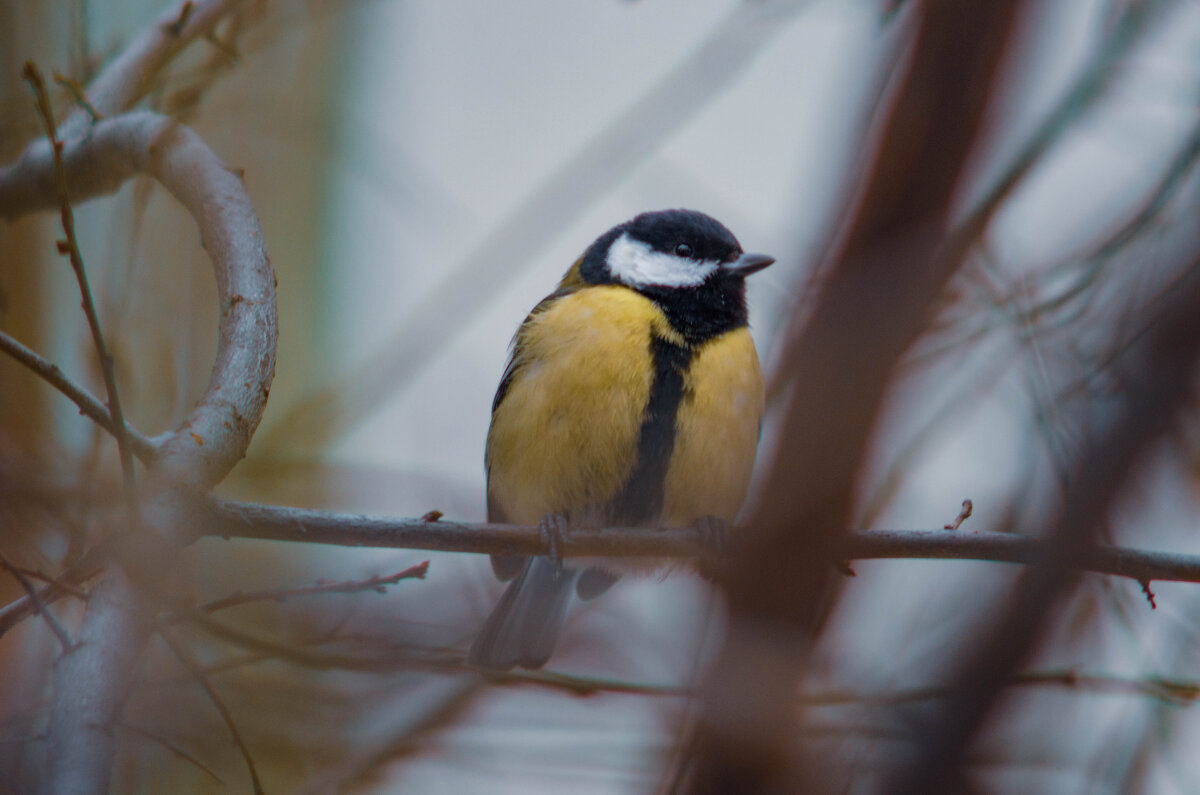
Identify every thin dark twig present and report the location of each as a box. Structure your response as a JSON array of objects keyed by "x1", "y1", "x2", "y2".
[
  {"x1": 52, "y1": 72, "x2": 102, "y2": 123},
  {"x1": 157, "y1": 625, "x2": 265, "y2": 795},
  {"x1": 119, "y1": 721, "x2": 225, "y2": 785},
  {"x1": 10, "y1": 566, "x2": 90, "y2": 601},
  {"x1": 0, "y1": 548, "x2": 105, "y2": 641},
  {"x1": 892, "y1": 250, "x2": 1200, "y2": 792},
  {"x1": 22, "y1": 62, "x2": 139, "y2": 515},
  {"x1": 805, "y1": 670, "x2": 1200, "y2": 710},
  {"x1": 199, "y1": 561, "x2": 429, "y2": 613},
  {"x1": 176, "y1": 605, "x2": 445, "y2": 672},
  {"x1": 0, "y1": 328, "x2": 158, "y2": 462},
  {"x1": 0, "y1": 551, "x2": 74, "y2": 651}
]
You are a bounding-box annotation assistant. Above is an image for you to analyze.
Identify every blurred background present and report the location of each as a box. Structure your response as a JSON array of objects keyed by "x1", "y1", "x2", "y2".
[{"x1": 3, "y1": 0, "x2": 1200, "y2": 792}]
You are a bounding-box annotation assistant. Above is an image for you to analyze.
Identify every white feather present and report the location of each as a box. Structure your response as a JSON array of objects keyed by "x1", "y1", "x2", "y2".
[{"x1": 605, "y1": 233, "x2": 719, "y2": 288}]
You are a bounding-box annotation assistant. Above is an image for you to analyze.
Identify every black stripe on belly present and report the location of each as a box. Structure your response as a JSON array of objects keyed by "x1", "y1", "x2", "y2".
[{"x1": 611, "y1": 334, "x2": 692, "y2": 524}]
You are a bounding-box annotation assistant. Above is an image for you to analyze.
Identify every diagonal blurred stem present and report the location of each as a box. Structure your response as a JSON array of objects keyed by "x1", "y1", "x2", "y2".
[
  {"x1": 891, "y1": 242, "x2": 1200, "y2": 794},
  {"x1": 256, "y1": 0, "x2": 811, "y2": 456},
  {"x1": 684, "y1": 2, "x2": 1026, "y2": 792}
]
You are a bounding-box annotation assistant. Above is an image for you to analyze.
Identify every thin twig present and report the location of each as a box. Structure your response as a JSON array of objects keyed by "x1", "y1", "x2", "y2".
[
  {"x1": 52, "y1": 72, "x2": 102, "y2": 123},
  {"x1": 0, "y1": 548, "x2": 105, "y2": 641},
  {"x1": 485, "y1": 667, "x2": 1200, "y2": 707},
  {"x1": 10, "y1": 566, "x2": 91, "y2": 601},
  {"x1": 0, "y1": 551, "x2": 74, "y2": 651},
  {"x1": 944, "y1": 500, "x2": 973, "y2": 530},
  {"x1": 176, "y1": 605, "x2": 445, "y2": 672},
  {"x1": 22, "y1": 62, "x2": 139, "y2": 517},
  {"x1": 157, "y1": 625, "x2": 265, "y2": 795},
  {"x1": 0, "y1": 328, "x2": 158, "y2": 462},
  {"x1": 119, "y1": 720, "x2": 225, "y2": 785},
  {"x1": 57, "y1": 0, "x2": 250, "y2": 139},
  {"x1": 198, "y1": 562, "x2": 429, "y2": 613}
]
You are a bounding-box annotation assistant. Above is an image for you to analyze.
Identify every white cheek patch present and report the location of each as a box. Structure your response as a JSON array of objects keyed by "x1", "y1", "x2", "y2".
[{"x1": 606, "y1": 233, "x2": 720, "y2": 288}]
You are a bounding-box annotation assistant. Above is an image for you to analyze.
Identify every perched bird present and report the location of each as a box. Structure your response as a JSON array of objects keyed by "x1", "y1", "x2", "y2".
[{"x1": 468, "y1": 209, "x2": 773, "y2": 670}]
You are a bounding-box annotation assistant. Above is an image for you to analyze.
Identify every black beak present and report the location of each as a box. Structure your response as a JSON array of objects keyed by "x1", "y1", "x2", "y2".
[{"x1": 726, "y1": 252, "x2": 775, "y2": 277}]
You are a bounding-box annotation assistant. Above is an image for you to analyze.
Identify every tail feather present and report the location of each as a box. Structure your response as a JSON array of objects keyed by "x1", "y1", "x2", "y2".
[{"x1": 468, "y1": 557, "x2": 578, "y2": 670}]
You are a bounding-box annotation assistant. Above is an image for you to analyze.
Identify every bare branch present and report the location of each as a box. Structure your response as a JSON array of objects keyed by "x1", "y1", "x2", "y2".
[
  {"x1": 0, "y1": 110, "x2": 277, "y2": 489},
  {"x1": 690, "y1": 2, "x2": 1026, "y2": 790},
  {"x1": 42, "y1": 569, "x2": 155, "y2": 795},
  {"x1": 198, "y1": 562, "x2": 430, "y2": 613},
  {"x1": 23, "y1": 62, "x2": 140, "y2": 514},
  {"x1": 119, "y1": 721, "x2": 226, "y2": 786},
  {"x1": 157, "y1": 626, "x2": 265, "y2": 795},
  {"x1": 57, "y1": 0, "x2": 250, "y2": 140},
  {"x1": 0, "y1": 328, "x2": 158, "y2": 462},
  {"x1": 197, "y1": 498, "x2": 1200, "y2": 587},
  {"x1": 0, "y1": 551, "x2": 74, "y2": 651},
  {"x1": 0, "y1": 549, "x2": 103, "y2": 641},
  {"x1": 891, "y1": 258, "x2": 1200, "y2": 792},
  {"x1": 2, "y1": 66, "x2": 276, "y2": 795}
]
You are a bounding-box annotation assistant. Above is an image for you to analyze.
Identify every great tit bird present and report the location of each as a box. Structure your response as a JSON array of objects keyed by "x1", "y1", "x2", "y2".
[{"x1": 468, "y1": 209, "x2": 774, "y2": 671}]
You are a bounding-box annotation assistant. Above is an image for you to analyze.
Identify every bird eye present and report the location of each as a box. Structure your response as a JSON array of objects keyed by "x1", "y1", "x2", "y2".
[{"x1": 674, "y1": 243, "x2": 694, "y2": 258}]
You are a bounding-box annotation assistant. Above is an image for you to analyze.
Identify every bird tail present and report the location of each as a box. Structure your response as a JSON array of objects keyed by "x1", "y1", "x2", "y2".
[{"x1": 467, "y1": 556, "x2": 578, "y2": 671}]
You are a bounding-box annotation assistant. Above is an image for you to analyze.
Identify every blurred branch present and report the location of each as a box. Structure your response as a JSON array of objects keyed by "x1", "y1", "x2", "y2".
[
  {"x1": 57, "y1": 0, "x2": 251, "y2": 139},
  {"x1": 687, "y1": 1, "x2": 1028, "y2": 790},
  {"x1": 951, "y1": 0, "x2": 1164, "y2": 242},
  {"x1": 891, "y1": 250, "x2": 1200, "y2": 791},
  {"x1": 157, "y1": 625, "x2": 265, "y2": 795},
  {"x1": 0, "y1": 328, "x2": 158, "y2": 462},
  {"x1": 469, "y1": 667, "x2": 1200, "y2": 707},
  {"x1": 24, "y1": 62, "x2": 140, "y2": 514},
  {"x1": 119, "y1": 721, "x2": 226, "y2": 786},
  {"x1": 0, "y1": 552, "x2": 74, "y2": 652},
  {"x1": 0, "y1": 552, "x2": 103, "y2": 642},
  {"x1": 291, "y1": 676, "x2": 483, "y2": 795},
  {"x1": 197, "y1": 498, "x2": 1200, "y2": 586},
  {"x1": 198, "y1": 561, "x2": 430, "y2": 613}
]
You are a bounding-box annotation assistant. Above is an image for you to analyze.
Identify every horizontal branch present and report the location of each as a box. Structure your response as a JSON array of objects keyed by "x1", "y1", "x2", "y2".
[{"x1": 201, "y1": 499, "x2": 1200, "y2": 585}]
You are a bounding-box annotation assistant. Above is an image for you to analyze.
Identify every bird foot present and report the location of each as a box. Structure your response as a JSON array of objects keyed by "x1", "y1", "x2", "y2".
[
  {"x1": 539, "y1": 513, "x2": 570, "y2": 575},
  {"x1": 694, "y1": 515, "x2": 730, "y2": 581}
]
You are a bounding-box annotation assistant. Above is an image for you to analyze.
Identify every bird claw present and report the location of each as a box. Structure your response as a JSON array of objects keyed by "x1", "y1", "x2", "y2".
[
  {"x1": 539, "y1": 513, "x2": 569, "y2": 574},
  {"x1": 694, "y1": 515, "x2": 730, "y2": 555},
  {"x1": 694, "y1": 515, "x2": 730, "y2": 580}
]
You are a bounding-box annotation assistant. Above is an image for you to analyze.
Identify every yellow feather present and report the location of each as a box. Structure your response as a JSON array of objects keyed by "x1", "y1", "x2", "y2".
[
  {"x1": 664, "y1": 327, "x2": 763, "y2": 525},
  {"x1": 487, "y1": 286, "x2": 763, "y2": 531},
  {"x1": 487, "y1": 286, "x2": 673, "y2": 524}
]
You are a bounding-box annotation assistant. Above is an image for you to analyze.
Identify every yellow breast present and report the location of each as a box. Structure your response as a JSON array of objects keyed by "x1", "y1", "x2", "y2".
[
  {"x1": 487, "y1": 286, "x2": 663, "y2": 524},
  {"x1": 486, "y1": 285, "x2": 764, "y2": 528},
  {"x1": 663, "y1": 327, "x2": 764, "y2": 525}
]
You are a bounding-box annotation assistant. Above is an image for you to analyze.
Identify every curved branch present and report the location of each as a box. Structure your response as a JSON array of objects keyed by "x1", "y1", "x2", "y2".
[
  {"x1": 1, "y1": 109, "x2": 276, "y2": 794},
  {"x1": 0, "y1": 110, "x2": 277, "y2": 489},
  {"x1": 1, "y1": 3, "x2": 274, "y2": 792},
  {"x1": 200, "y1": 498, "x2": 1200, "y2": 586}
]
